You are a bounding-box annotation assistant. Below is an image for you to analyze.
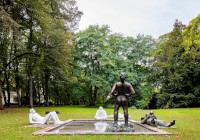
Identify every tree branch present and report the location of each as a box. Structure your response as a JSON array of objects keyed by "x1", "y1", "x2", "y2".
[{"x1": 0, "y1": 52, "x2": 41, "y2": 74}]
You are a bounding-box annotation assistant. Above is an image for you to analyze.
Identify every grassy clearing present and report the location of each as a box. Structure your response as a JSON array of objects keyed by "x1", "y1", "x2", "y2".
[{"x1": 0, "y1": 106, "x2": 200, "y2": 140}]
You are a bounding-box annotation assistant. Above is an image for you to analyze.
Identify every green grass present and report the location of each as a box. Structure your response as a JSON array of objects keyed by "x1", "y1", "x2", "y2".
[{"x1": 0, "y1": 106, "x2": 200, "y2": 140}]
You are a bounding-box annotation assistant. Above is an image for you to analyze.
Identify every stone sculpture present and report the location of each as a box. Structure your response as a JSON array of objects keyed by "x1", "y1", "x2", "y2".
[
  {"x1": 141, "y1": 111, "x2": 175, "y2": 127},
  {"x1": 110, "y1": 72, "x2": 135, "y2": 126},
  {"x1": 95, "y1": 106, "x2": 107, "y2": 120},
  {"x1": 29, "y1": 108, "x2": 63, "y2": 125}
]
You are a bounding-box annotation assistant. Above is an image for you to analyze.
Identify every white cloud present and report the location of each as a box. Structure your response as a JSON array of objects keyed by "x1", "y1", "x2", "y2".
[{"x1": 76, "y1": 0, "x2": 200, "y2": 38}]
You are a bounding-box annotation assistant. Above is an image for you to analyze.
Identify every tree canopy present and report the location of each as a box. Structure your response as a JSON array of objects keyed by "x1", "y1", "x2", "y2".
[
  {"x1": 74, "y1": 25, "x2": 155, "y2": 108},
  {"x1": 0, "y1": 0, "x2": 82, "y2": 109},
  {"x1": 151, "y1": 18, "x2": 200, "y2": 108},
  {"x1": 1, "y1": 1, "x2": 200, "y2": 109}
]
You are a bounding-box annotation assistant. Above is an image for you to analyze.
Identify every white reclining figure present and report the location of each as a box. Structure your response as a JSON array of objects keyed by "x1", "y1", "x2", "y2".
[
  {"x1": 29, "y1": 108, "x2": 63, "y2": 125},
  {"x1": 95, "y1": 106, "x2": 107, "y2": 120}
]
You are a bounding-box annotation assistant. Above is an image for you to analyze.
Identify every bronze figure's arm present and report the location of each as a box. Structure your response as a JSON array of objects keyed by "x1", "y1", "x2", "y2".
[
  {"x1": 125, "y1": 83, "x2": 135, "y2": 98},
  {"x1": 110, "y1": 84, "x2": 117, "y2": 96},
  {"x1": 129, "y1": 84, "x2": 135, "y2": 95},
  {"x1": 153, "y1": 114, "x2": 157, "y2": 119},
  {"x1": 141, "y1": 115, "x2": 150, "y2": 124}
]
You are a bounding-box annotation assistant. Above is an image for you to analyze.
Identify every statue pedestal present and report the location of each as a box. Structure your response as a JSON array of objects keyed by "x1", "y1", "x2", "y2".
[{"x1": 106, "y1": 123, "x2": 135, "y2": 132}]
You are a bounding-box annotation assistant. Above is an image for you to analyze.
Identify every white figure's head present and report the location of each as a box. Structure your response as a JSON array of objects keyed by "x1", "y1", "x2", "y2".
[
  {"x1": 30, "y1": 108, "x2": 36, "y2": 114},
  {"x1": 99, "y1": 106, "x2": 103, "y2": 110}
]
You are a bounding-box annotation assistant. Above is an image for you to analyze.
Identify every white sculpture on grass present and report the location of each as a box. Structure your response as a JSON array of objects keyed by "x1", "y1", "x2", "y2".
[
  {"x1": 95, "y1": 106, "x2": 107, "y2": 120},
  {"x1": 29, "y1": 108, "x2": 63, "y2": 125}
]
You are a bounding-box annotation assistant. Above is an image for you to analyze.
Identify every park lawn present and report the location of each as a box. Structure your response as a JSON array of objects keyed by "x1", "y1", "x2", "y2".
[{"x1": 0, "y1": 106, "x2": 200, "y2": 140}]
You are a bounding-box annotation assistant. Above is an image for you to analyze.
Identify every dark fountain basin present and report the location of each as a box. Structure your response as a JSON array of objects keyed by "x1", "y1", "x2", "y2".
[{"x1": 32, "y1": 119, "x2": 172, "y2": 135}]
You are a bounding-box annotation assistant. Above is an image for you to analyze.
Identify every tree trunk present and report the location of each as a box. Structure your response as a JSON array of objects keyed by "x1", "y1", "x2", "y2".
[
  {"x1": 13, "y1": 29, "x2": 21, "y2": 106},
  {"x1": 26, "y1": 81, "x2": 29, "y2": 106},
  {"x1": 55, "y1": 86, "x2": 59, "y2": 106},
  {"x1": 44, "y1": 68, "x2": 49, "y2": 106},
  {"x1": 38, "y1": 92, "x2": 40, "y2": 106},
  {"x1": 66, "y1": 89, "x2": 70, "y2": 105},
  {"x1": 1, "y1": 80, "x2": 7, "y2": 106},
  {"x1": 42, "y1": 82, "x2": 45, "y2": 106},
  {"x1": 37, "y1": 80, "x2": 40, "y2": 106},
  {"x1": 3, "y1": 89, "x2": 7, "y2": 106},
  {"x1": 29, "y1": 69, "x2": 33, "y2": 108},
  {"x1": 5, "y1": 72, "x2": 10, "y2": 106},
  {"x1": 14, "y1": 51, "x2": 21, "y2": 106},
  {"x1": 92, "y1": 86, "x2": 98, "y2": 105},
  {"x1": 0, "y1": 85, "x2": 4, "y2": 110},
  {"x1": 89, "y1": 86, "x2": 98, "y2": 106},
  {"x1": 33, "y1": 82, "x2": 37, "y2": 106},
  {"x1": 16, "y1": 65, "x2": 21, "y2": 106},
  {"x1": 27, "y1": 15, "x2": 34, "y2": 108},
  {"x1": 89, "y1": 86, "x2": 93, "y2": 105}
]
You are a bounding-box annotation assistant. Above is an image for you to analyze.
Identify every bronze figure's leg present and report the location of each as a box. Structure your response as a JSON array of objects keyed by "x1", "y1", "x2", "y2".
[
  {"x1": 114, "y1": 101, "x2": 120, "y2": 126},
  {"x1": 116, "y1": 95, "x2": 128, "y2": 126},
  {"x1": 122, "y1": 97, "x2": 128, "y2": 126}
]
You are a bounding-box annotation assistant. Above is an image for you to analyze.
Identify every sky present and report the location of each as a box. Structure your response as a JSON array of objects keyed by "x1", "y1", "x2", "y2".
[{"x1": 76, "y1": 0, "x2": 200, "y2": 38}]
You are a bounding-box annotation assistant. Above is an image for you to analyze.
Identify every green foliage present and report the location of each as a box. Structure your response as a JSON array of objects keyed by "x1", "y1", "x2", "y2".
[
  {"x1": 129, "y1": 105, "x2": 137, "y2": 109},
  {"x1": 152, "y1": 18, "x2": 200, "y2": 108},
  {"x1": 135, "y1": 100, "x2": 148, "y2": 109},
  {"x1": 74, "y1": 25, "x2": 156, "y2": 108},
  {"x1": 0, "y1": 0, "x2": 82, "y2": 107}
]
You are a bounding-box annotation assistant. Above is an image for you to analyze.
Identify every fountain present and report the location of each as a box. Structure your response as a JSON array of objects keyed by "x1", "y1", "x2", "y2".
[
  {"x1": 32, "y1": 119, "x2": 172, "y2": 135},
  {"x1": 32, "y1": 73, "x2": 173, "y2": 135}
]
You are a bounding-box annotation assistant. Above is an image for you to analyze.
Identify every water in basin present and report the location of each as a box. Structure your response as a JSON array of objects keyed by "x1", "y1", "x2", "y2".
[{"x1": 49, "y1": 120, "x2": 155, "y2": 133}]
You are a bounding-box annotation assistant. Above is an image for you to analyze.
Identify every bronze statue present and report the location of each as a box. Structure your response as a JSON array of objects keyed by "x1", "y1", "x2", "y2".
[
  {"x1": 110, "y1": 72, "x2": 135, "y2": 126},
  {"x1": 141, "y1": 111, "x2": 175, "y2": 127}
]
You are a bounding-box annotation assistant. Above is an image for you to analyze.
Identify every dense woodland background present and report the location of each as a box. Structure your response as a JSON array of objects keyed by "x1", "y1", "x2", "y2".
[{"x1": 1, "y1": 0, "x2": 200, "y2": 109}]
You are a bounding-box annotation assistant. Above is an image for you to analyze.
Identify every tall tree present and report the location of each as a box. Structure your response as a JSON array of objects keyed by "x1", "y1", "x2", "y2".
[
  {"x1": 75, "y1": 25, "x2": 110, "y2": 105},
  {"x1": 152, "y1": 18, "x2": 200, "y2": 108},
  {"x1": 75, "y1": 25, "x2": 155, "y2": 108},
  {"x1": 0, "y1": 0, "x2": 82, "y2": 108},
  {"x1": 0, "y1": 3, "x2": 21, "y2": 108}
]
